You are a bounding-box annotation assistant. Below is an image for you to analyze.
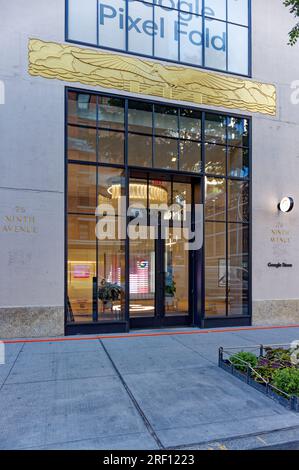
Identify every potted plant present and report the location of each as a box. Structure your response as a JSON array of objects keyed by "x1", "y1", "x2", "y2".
[
  {"x1": 165, "y1": 277, "x2": 177, "y2": 311},
  {"x1": 98, "y1": 279, "x2": 122, "y2": 312},
  {"x1": 165, "y1": 279, "x2": 176, "y2": 297}
]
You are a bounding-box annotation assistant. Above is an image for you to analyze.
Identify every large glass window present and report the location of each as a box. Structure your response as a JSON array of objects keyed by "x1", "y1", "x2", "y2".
[
  {"x1": 67, "y1": 125, "x2": 97, "y2": 162},
  {"x1": 67, "y1": 0, "x2": 98, "y2": 45},
  {"x1": 67, "y1": 165, "x2": 126, "y2": 323},
  {"x1": 154, "y1": 137, "x2": 178, "y2": 170},
  {"x1": 67, "y1": 0, "x2": 251, "y2": 75},
  {"x1": 68, "y1": 91, "x2": 97, "y2": 126},
  {"x1": 179, "y1": 13, "x2": 203, "y2": 66},
  {"x1": 180, "y1": 141, "x2": 201, "y2": 173},
  {"x1": 67, "y1": 92, "x2": 126, "y2": 323},
  {"x1": 98, "y1": 96, "x2": 125, "y2": 130},
  {"x1": 204, "y1": 18, "x2": 227, "y2": 71},
  {"x1": 67, "y1": 215, "x2": 97, "y2": 322},
  {"x1": 128, "y1": 100, "x2": 152, "y2": 134},
  {"x1": 127, "y1": 102, "x2": 202, "y2": 172},
  {"x1": 128, "y1": 133, "x2": 153, "y2": 167},
  {"x1": 67, "y1": 90, "x2": 250, "y2": 323},
  {"x1": 98, "y1": 130, "x2": 125, "y2": 164},
  {"x1": 128, "y1": 1, "x2": 154, "y2": 56},
  {"x1": 98, "y1": 0, "x2": 126, "y2": 49},
  {"x1": 68, "y1": 164, "x2": 97, "y2": 214},
  {"x1": 205, "y1": 144, "x2": 226, "y2": 175},
  {"x1": 204, "y1": 112, "x2": 250, "y2": 318},
  {"x1": 205, "y1": 221, "x2": 226, "y2": 316},
  {"x1": 97, "y1": 167, "x2": 126, "y2": 320},
  {"x1": 155, "y1": 5, "x2": 179, "y2": 61},
  {"x1": 227, "y1": 223, "x2": 249, "y2": 316}
]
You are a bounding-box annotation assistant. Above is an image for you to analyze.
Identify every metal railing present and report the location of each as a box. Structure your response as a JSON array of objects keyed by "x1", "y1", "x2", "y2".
[{"x1": 218, "y1": 343, "x2": 299, "y2": 412}]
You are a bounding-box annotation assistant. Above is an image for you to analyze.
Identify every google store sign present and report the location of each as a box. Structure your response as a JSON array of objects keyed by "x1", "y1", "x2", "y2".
[{"x1": 99, "y1": 1, "x2": 227, "y2": 51}]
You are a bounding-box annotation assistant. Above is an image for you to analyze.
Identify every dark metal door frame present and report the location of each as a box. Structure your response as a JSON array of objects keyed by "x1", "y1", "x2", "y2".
[{"x1": 128, "y1": 170, "x2": 200, "y2": 329}]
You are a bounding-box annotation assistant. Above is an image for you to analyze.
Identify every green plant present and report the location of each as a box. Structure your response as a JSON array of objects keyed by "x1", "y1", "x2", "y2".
[
  {"x1": 253, "y1": 366, "x2": 276, "y2": 384},
  {"x1": 272, "y1": 368, "x2": 299, "y2": 396},
  {"x1": 265, "y1": 347, "x2": 292, "y2": 364},
  {"x1": 98, "y1": 280, "x2": 122, "y2": 304},
  {"x1": 165, "y1": 280, "x2": 176, "y2": 297},
  {"x1": 252, "y1": 348, "x2": 293, "y2": 383},
  {"x1": 230, "y1": 351, "x2": 258, "y2": 372}
]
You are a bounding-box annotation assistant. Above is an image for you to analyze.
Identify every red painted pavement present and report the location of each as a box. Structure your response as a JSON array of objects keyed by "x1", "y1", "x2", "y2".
[{"x1": 2, "y1": 324, "x2": 299, "y2": 344}]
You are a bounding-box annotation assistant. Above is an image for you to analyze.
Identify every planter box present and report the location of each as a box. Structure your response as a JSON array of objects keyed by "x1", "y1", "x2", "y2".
[{"x1": 219, "y1": 348, "x2": 299, "y2": 412}]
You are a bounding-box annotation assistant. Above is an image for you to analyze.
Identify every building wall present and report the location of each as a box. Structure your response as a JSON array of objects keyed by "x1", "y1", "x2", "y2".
[
  {"x1": 251, "y1": 0, "x2": 299, "y2": 325},
  {"x1": 0, "y1": 0, "x2": 65, "y2": 337},
  {"x1": 0, "y1": 0, "x2": 298, "y2": 337}
]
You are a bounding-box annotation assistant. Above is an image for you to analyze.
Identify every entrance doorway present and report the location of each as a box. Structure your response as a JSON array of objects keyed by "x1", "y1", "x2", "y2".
[
  {"x1": 66, "y1": 89, "x2": 251, "y2": 335},
  {"x1": 128, "y1": 171, "x2": 200, "y2": 328}
]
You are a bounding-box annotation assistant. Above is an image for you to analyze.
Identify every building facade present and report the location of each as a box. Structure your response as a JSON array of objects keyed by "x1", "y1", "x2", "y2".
[{"x1": 0, "y1": 0, "x2": 298, "y2": 338}]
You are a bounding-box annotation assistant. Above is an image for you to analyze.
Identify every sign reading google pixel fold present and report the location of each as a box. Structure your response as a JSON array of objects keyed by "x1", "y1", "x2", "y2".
[{"x1": 67, "y1": 0, "x2": 250, "y2": 75}]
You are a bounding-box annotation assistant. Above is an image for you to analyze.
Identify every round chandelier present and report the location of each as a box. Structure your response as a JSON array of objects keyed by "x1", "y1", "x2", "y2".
[{"x1": 99, "y1": 182, "x2": 169, "y2": 205}]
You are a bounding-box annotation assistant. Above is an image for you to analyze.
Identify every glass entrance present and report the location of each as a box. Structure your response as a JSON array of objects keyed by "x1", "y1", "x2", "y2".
[
  {"x1": 129, "y1": 174, "x2": 195, "y2": 328},
  {"x1": 66, "y1": 90, "x2": 251, "y2": 334},
  {"x1": 164, "y1": 228, "x2": 189, "y2": 317}
]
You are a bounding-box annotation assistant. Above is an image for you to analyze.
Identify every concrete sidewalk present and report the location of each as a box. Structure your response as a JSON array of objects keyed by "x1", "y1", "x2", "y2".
[{"x1": 1, "y1": 326, "x2": 299, "y2": 450}]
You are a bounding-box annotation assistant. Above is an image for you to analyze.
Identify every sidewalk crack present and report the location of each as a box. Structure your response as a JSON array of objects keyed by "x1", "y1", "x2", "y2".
[
  {"x1": 0, "y1": 343, "x2": 25, "y2": 392},
  {"x1": 99, "y1": 339, "x2": 164, "y2": 449}
]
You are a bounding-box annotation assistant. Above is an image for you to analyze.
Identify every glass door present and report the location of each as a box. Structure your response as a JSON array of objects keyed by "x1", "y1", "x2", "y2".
[
  {"x1": 129, "y1": 173, "x2": 195, "y2": 328},
  {"x1": 129, "y1": 237, "x2": 156, "y2": 320},
  {"x1": 164, "y1": 229, "x2": 189, "y2": 317}
]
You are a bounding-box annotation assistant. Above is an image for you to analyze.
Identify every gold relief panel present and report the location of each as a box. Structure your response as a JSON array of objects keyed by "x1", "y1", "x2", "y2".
[{"x1": 28, "y1": 39, "x2": 276, "y2": 116}]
